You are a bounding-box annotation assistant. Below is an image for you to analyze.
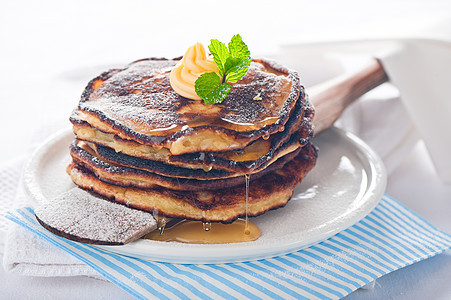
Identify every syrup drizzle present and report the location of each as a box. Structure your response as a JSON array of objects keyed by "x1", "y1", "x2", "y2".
[
  {"x1": 244, "y1": 174, "x2": 250, "y2": 235},
  {"x1": 152, "y1": 210, "x2": 167, "y2": 235},
  {"x1": 158, "y1": 217, "x2": 167, "y2": 235},
  {"x1": 202, "y1": 222, "x2": 211, "y2": 231}
]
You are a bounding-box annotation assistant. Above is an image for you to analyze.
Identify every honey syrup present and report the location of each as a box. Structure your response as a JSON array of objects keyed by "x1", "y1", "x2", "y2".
[{"x1": 144, "y1": 219, "x2": 260, "y2": 244}]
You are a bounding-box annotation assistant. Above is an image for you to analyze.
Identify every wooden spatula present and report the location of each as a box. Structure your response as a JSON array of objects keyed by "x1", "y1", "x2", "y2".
[{"x1": 309, "y1": 59, "x2": 389, "y2": 135}]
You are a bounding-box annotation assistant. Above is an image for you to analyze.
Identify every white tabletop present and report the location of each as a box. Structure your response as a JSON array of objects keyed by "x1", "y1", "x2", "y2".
[{"x1": 1, "y1": 1, "x2": 451, "y2": 298}]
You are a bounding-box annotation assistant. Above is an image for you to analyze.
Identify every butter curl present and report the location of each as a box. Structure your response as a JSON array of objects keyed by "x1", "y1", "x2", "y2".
[{"x1": 170, "y1": 43, "x2": 218, "y2": 100}]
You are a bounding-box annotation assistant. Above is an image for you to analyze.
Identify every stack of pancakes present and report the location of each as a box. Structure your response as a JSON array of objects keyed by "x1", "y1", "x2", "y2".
[{"x1": 68, "y1": 58, "x2": 317, "y2": 223}]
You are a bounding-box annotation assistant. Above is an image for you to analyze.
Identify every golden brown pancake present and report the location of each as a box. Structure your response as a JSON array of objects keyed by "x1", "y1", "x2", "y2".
[
  {"x1": 70, "y1": 139, "x2": 302, "y2": 191},
  {"x1": 67, "y1": 143, "x2": 317, "y2": 223},
  {"x1": 70, "y1": 96, "x2": 313, "y2": 172},
  {"x1": 169, "y1": 99, "x2": 314, "y2": 172},
  {"x1": 73, "y1": 58, "x2": 304, "y2": 155}
]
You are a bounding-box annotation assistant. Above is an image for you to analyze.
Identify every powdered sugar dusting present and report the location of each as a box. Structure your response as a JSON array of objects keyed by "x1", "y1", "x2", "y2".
[
  {"x1": 35, "y1": 187, "x2": 157, "y2": 244},
  {"x1": 83, "y1": 60, "x2": 184, "y2": 131},
  {"x1": 79, "y1": 59, "x2": 298, "y2": 136}
]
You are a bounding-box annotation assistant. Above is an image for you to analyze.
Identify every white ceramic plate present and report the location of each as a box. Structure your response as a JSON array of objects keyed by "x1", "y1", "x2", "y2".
[{"x1": 23, "y1": 127, "x2": 386, "y2": 264}]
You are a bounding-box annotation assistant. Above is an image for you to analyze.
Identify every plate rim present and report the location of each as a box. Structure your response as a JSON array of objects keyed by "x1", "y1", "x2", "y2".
[{"x1": 23, "y1": 127, "x2": 386, "y2": 264}]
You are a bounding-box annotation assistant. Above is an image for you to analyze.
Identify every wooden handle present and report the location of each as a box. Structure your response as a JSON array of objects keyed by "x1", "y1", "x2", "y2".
[{"x1": 309, "y1": 59, "x2": 389, "y2": 135}]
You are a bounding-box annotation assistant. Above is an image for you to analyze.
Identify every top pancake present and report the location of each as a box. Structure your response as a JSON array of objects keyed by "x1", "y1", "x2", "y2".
[{"x1": 75, "y1": 58, "x2": 303, "y2": 155}]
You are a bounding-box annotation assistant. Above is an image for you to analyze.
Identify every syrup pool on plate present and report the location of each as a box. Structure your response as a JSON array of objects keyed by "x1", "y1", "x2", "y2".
[{"x1": 143, "y1": 219, "x2": 260, "y2": 244}]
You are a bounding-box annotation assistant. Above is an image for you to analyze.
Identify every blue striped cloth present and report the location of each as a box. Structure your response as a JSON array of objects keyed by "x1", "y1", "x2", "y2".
[{"x1": 5, "y1": 195, "x2": 451, "y2": 300}]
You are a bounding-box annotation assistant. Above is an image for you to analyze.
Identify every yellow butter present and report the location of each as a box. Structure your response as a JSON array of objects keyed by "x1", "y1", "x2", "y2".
[{"x1": 169, "y1": 43, "x2": 218, "y2": 100}]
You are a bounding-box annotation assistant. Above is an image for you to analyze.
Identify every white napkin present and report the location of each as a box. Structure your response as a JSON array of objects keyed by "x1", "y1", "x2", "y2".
[
  {"x1": 0, "y1": 40, "x2": 435, "y2": 278},
  {"x1": 4, "y1": 223, "x2": 101, "y2": 278},
  {"x1": 0, "y1": 157, "x2": 25, "y2": 253},
  {"x1": 2, "y1": 175, "x2": 101, "y2": 278},
  {"x1": 335, "y1": 86, "x2": 420, "y2": 175},
  {"x1": 378, "y1": 39, "x2": 451, "y2": 182}
]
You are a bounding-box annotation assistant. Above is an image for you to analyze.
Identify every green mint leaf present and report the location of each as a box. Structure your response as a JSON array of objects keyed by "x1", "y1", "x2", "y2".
[
  {"x1": 223, "y1": 57, "x2": 249, "y2": 83},
  {"x1": 203, "y1": 82, "x2": 232, "y2": 104},
  {"x1": 223, "y1": 57, "x2": 245, "y2": 74},
  {"x1": 194, "y1": 34, "x2": 251, "y2": 104},
  {"x1": 228, "y1": 34, "x2": 251, "y2": 65},
  {"x1": 195, "y1": 72, "x2": 221, "y2": 98},
  {"x1": 208, "y1": 39, "x2": 228, "y2": 76},
  {"x1": 226, "y1": 67, "x2": 249, "y2": 83},
  {"x1": 195, "y1": 72, "x2": 232, "y2": 104},
  {"x1": 226, "y1": 34, "x2": 251, "y2": 83}
]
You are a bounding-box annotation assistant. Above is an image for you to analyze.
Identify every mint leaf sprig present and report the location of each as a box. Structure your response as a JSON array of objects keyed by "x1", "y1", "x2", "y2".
[{"x1": 195, "y1": 34, "x2": 251, "y2": 105}]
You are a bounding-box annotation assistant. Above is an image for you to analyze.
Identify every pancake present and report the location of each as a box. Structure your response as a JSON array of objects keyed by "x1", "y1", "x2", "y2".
[
  {"x1": 35, "y1": 188, "x2": 157, "y2": 245},
  {"x1": 84, "y1": 130, "x2": 303, "y2": 180},
  {"x1": 67, "y1": 142, "x2": 317, "y2": 223},
  {"x1": 74, "y1": 58, "x2": 303, "y2": 155},
  {"x1": 170, "y1": 99, "x2": 314, "y2": 172},
  {"x1": 70, "y1": 139, "x2": 302, "y2": 191},
  {"x1": 70, "y1": 96, "x2": 313, "y2": 172}
]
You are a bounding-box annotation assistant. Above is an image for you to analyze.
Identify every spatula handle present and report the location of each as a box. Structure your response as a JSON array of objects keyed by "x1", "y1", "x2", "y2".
[{"x1": 309, "y1": 59, "x2": 389, "y2": 135}]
